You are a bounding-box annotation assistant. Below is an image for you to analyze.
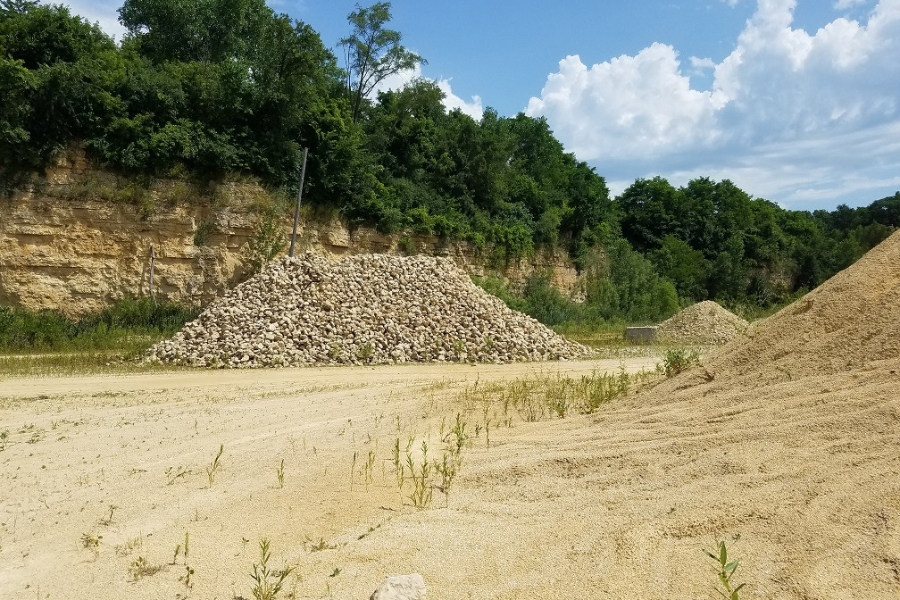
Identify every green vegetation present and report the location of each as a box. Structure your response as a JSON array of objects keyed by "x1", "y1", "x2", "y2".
[
  {"x1": 0, "y1": 298, "x2": 198, "y2": 353},
  {"x1": 1, "y1": 0, "x2": 897, "y2": 322},
  {"x1": 704, "y1": 540, "x2": 746, "y2": 600},
  {"x1": 249, "y1": 539, "x2": 293, "y2": 600},
  {"x1": 661, "y1": 348, "x2": 701, "y2": 378}
]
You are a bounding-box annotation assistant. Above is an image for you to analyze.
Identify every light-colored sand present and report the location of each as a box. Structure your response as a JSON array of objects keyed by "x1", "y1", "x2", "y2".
[{"x1": 1, "y1": 354, "x2": 897, "y2": 600}]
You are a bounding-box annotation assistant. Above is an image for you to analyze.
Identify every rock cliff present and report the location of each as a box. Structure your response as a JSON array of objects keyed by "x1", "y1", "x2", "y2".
[{"x1": 0, "y1": 153, "x2": 578, "y2": 316}]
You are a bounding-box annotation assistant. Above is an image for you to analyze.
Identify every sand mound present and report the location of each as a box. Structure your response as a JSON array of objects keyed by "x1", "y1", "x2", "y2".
[
  {"x1": 656, "y1": 301, "x2": 748, "y2": 345},
  {"x1": 706, "y1": 229, "x2": 900, "y2": 383},
  {"x1": 149, "y1": 253, "x2": 586, "y2": 367}
]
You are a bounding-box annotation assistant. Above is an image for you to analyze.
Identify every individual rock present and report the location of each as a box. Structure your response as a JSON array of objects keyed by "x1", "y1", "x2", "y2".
[{"x1": 370, "y1": 574, "x2": 426, "y2": 600}]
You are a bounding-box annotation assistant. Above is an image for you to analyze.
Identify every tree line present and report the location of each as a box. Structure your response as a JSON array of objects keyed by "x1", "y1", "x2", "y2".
[{"x1": 1, "y1": 0, "x2": 897, "y2": 322}]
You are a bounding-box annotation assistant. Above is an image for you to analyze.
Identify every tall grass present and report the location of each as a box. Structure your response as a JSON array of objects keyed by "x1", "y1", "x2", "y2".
[{"x1": 0, "y1": 298, "x2": 198, "y2": 354}]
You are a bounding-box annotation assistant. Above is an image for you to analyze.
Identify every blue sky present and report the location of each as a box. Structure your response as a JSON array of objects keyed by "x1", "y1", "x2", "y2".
[{"x1": 53, "y1": 0, "x2": 900, "y2": 210}]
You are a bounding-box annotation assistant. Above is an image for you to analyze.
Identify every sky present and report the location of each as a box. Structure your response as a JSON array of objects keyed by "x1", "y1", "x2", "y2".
[{"x1": 52, "y1": 0, "x2": 900, "y2": 211}]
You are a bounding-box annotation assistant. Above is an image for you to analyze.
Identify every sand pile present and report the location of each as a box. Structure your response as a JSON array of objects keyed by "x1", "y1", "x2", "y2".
[
  {"x1": 704, "y1": 229, "x2": 900, "y2": 383},
  {"x1": 656, "y1": 300, "x2": 748, "y2": 345},
  {"x1": 148, "y1": 253, "x2": 586, "y2": 368}
]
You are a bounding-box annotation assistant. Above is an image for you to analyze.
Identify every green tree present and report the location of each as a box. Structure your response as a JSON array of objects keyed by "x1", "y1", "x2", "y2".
[{"x1": 340, "y1": 2, "x2": 424, "y2": 122}]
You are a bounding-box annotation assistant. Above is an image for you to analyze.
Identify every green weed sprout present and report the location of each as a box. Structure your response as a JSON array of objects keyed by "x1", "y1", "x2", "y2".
[
  {"x1": 704, "y1": 540, "x2": 746, "y2": 600},
  {"x1": 207, "y1": 444, "x2": 224, "y2": 486}
]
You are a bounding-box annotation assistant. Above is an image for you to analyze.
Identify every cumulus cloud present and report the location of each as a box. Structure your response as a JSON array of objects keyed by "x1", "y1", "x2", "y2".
[
  {"x1": 527, "y1": 0, "x2": 900, "y2": 209},
  {"x1": 371, "y1": 64, "x2": 484, "y2": 120}
]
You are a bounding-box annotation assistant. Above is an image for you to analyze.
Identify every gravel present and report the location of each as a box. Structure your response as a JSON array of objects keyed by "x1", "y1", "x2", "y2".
[
  {"x1": 656, "y1": 301, "x2": 748, "y2": 346},
  {"x1": 148, "y1": 253, "x2": 587, "y2": 368}
]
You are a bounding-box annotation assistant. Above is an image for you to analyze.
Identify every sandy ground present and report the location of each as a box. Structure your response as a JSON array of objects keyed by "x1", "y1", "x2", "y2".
[{"x1": 1, "y1": 356, "x2": 898, "y2": 600}]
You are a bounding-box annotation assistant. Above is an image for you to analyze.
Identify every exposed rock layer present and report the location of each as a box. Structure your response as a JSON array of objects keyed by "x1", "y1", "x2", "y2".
[{"x1": 1, "y1": 154, "x2": 578, "y2": 316}]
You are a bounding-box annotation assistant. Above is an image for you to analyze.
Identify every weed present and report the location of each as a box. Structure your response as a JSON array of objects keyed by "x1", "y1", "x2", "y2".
[
  {"x1": 173, "y1": 532, "x2": 189, "y2": 564},
  {"x1": 398, "y1": 236, "x2": 416, "y2": 255},
  {"x1": 180, "y1": 564, "x2": 195, "y2": 591},
  {"x1": 249, "y1": 539, "x2": 294, "y2": 600},
  {"x1": 128, "y1": 556, "x2": 162, "y2": 580},
  {"x1": 115, "y1": 535, "x2": 143, "y2": 557},
  {"x1": 306, "y1": 537, "x2": 337, "y2": 552},
  {"x1": 329, "y1": 567, "x2": 341, "y2": 578},
  {"x1": 276, "y1": 458, "x2": 285, "y2": 489},
  {"x1": 662, "y1": 347, "x2": 701, "y2": 377},
  {"x1": 166, "y1": 465, "x2": 191, "y2": 485},
  {"x1": 357, "y1": 341, "x2": 374, "y2": 363},
  {"x1": 245, "y1": 212, "x2": 286, "y2": 276},
  {"x1": 363, "y1": 450, "x2": 375, "y2": 491},
  {"x1": 193, "y1": 218, "x2": 215, "y2": 246},
  {"x1": 704, "y1": 540, "x2": 746, "y2": 600},
  {"x1": 206, "y1": 444, "x2": 224, "y2": 486},
  {"x1": 392, "y1": 437, "x2": 404, "y2": 491},
  {"x1": 80, "y1": 532, "x2": 102, "y2": 556},
  {"x1": 407, "y1": 440, "x2": 433, "y2": 508},
  {"x1": 100, "y1": 504, "x2": 119, "y2": 526}
]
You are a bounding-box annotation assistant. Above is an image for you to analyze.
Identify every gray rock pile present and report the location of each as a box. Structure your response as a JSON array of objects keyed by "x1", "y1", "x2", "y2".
[
  {"x1": 148, "y1": 253, "x2": 587, "y2": 368},
  {"x1": 656, "y1": 301, "x2": 748, "y2": 345}
]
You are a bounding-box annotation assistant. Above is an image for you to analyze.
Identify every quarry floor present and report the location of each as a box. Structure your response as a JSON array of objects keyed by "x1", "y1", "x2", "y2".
[{"x1": 1, "y1": 357, "x2": 898, "y2": 600}]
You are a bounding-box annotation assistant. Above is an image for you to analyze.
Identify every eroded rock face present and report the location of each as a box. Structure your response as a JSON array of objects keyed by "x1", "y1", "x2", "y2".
[
  {"x1": 148, "y1": 253, "x2": 587, "y2": 368},
  {"x1": 1, "y1": 172, "x2": 578, "y2": 316},
  {"x1": 369, "y1": 574, "x2": 426, "y2": 600}
]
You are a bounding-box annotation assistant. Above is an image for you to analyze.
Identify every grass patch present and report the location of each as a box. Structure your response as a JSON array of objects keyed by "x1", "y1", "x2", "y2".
[{"x1": 0, "y1": 298, "x2": 198, "y2": 354}]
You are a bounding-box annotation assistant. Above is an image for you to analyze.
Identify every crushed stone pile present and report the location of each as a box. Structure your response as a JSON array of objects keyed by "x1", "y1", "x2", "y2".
[
  {"x1": 705, "y1": 229, "x2": 900, "y2": 383},
  {"x1": 655, "y1": 301, "x2": 748, "y2": 345},
  {"x1": 149, "y1": 253, "x2": 587, "y2": 368}
]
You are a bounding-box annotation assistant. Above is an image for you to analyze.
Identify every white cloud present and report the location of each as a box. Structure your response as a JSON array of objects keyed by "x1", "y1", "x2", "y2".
[
  {"x1": 436, "y1": 79, "x2": 484, "y2": 120},
  {"x1": 527, "y1": 0, "x2": 900, "y2": 209},
  {"x1": 371, "y1": 64, "x2": 484, "y2": 120}
]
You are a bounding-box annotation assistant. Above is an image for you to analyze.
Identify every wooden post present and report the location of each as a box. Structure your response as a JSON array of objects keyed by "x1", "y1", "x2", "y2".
[
  {"x1": 289, "y1": 147, "x2": 309, "y2": 258},
  {"x1": 149, "y1": 244, "x2": 156, "y2": 301}
]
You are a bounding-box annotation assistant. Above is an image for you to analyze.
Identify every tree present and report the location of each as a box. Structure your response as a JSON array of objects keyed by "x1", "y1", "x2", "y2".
[{"x1": 340, "y1": 2, "x2": 423, "y2": 122}]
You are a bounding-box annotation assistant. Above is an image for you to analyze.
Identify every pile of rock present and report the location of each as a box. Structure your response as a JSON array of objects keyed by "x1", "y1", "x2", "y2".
[
  {"x1": 656, "y1": 301, "x2": 748, "y2": 346},
  {"x1": 148, "y1": 253, "x2": 587, "y2": 368}
]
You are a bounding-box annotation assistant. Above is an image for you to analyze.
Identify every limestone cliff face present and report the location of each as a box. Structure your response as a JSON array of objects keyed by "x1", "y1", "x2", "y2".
[{"x1": 0, "y1": 158, "x2": 578, "y2": 316}]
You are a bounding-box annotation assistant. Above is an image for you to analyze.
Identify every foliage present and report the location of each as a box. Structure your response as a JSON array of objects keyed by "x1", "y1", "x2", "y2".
[
  {"x1": 1, "y1": 0, "x2": 896, "y2": 318},
  {"x1": 0, "y1": 298, "x2": 198, "y2": 352},
  {"x1": 340, "y1": 1, "x2": 423, "y2": 123},
  {"x1": 704, "y1": 540, "x2": 746, "y2": 600},
  {"x1": 661, "y1": 347, "x2": 701, "y2": 377},
  {"x1": 245, "y1": 211, "x2": 286, "y2": 275},
  {"x1": 249, "y1": 539, "x2": 293, "y2": 600}
]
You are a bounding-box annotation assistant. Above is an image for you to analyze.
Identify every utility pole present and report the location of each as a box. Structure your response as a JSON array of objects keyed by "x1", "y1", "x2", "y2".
[{"x1": 289, "y1": 148, "x2": 309, "y2": 258}]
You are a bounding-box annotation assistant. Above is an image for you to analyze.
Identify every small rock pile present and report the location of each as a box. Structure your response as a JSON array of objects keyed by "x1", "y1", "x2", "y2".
[
  {"x1": 656, "y1": 301, "x2": 748, "y2": 345},
  {"x1": 148, "y1": 253, "x2": 587, "y2": 368}
]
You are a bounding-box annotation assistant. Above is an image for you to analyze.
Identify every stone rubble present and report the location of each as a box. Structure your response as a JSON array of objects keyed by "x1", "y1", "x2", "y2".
[
  {"x1": 148, "y1": 253, "x2": 587, "y2": 368},
  {"x1": 656, "y1": 300, "x2": 749, "y2": 346}
]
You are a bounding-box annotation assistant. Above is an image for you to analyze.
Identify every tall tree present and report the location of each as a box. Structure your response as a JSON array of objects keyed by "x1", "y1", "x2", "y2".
[{"x1": 340, "y1": 2, "x2": 423, "y2": 122}]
